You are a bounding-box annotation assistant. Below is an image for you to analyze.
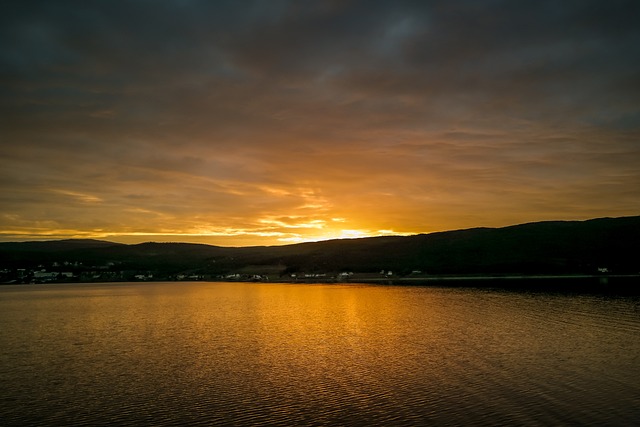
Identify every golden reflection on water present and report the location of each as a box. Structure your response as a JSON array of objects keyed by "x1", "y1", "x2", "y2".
[{"x1": 1, "y1": 282, "x2": 639, "y2": 426}]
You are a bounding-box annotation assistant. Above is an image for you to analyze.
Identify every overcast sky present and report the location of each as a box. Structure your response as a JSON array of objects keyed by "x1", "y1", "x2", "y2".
[{"x1": 1, "y1": 0, "x2": 639, "y2": 245}]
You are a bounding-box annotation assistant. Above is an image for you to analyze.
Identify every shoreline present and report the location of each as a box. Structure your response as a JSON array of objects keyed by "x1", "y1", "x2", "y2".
[
  {"x1": 3, "y1": 274, "x2": 639, "y2": 295},
  {"x1": 345, "y1": 273, "x2": 640, "y2": 282}
]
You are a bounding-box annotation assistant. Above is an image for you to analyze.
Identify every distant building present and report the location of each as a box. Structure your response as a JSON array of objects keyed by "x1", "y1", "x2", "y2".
[{"x1": 33, "y1": 271, "x2": 58, "y2": 279}]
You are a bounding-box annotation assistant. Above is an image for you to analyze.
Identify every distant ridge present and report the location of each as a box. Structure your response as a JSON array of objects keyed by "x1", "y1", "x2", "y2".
[
  {"x1": 1, "y1": 216, "x2": 639, "y2": 278},
  {"x1": 0, "y1": 239, "x2": 123, "y2": 252}
]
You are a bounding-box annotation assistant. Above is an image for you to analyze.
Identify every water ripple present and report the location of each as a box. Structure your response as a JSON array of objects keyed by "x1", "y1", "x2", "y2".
[{"x1": 1, "y1": 282, "x2": 639, "y2": 426}]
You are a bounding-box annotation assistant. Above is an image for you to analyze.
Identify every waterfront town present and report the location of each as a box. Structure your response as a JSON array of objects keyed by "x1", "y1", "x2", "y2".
[{"x1": 0, "y1": 261, "x2": 403, "y2": 285}]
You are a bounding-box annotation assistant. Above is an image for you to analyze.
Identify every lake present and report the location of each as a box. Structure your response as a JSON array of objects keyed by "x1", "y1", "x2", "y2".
[{"x1": 1, "y1": 281, "x2": 639, "y2": 426}]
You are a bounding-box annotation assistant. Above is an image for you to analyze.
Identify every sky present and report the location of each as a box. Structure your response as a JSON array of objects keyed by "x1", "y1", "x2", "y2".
[{"x1": 1, "y1": 0, "x2": 639, "y2": 246}]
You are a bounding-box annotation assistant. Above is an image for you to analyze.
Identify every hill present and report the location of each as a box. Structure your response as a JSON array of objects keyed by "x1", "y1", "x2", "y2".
[
  {"x1": 0, "y1": 239, "x2": 123, "y2": 252},
  {"x1": 1, "y1": 216, "x2": 639, "y2": 282},
  {"x1": 242, "y1": 216, "x2": 640, "y2": 275}
]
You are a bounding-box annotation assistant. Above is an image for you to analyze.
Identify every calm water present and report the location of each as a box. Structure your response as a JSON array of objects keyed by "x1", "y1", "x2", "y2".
[{"x1": 1, "y1": 282, "x2": 639, "y2": 426}]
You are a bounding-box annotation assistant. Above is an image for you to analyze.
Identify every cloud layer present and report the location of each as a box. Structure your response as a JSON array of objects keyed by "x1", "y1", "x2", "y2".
[{"x1": 1, "y1": 0, "x2": 639, "y2": 244}]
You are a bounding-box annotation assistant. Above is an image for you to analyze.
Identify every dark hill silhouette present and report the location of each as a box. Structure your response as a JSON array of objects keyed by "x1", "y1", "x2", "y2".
[
  {"x1": 1, "y1": 216, "x2": 639, "y2": 276},
  {"x1": 0, "y1": 239, "x2": 125, "y2": 265},
  {"x1": 0, "y1": 239, "x2": 122, "y2": 252},
  {"x1": 241, "y1": 216, "x2": 639, "y2": 275}
]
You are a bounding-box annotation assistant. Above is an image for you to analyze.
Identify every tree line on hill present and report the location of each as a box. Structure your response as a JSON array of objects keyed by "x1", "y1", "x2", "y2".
[{"x1": 1, "y1": 216, "x2": 639, "y2": 282}]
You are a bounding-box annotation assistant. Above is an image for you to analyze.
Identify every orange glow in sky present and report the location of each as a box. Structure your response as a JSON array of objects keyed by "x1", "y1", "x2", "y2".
[{"x1": 1, "y1": 2, "x2": 639, "y2": 246}]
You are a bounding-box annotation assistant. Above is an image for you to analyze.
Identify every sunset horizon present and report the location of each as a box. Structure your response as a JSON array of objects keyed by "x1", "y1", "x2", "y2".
[
  {"x1": 1, "y1": 214, "x2": 636, "y2": 248},
  {"x1": 2, "y1": 1, "x2": 639, "y2": 247},
  {"x1": 1, "y1": 2, "x2": 640, "y2": 420}
]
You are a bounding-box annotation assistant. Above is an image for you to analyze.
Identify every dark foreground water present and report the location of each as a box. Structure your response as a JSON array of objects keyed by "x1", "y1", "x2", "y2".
[{"x1": 1, "y1": 282, "x2": 639, "y2": 426}]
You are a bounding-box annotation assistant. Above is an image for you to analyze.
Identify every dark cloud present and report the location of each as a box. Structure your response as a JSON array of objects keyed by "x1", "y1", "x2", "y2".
[{"x1": 1, "y1": 0, "x2": 639, "y2": 243}]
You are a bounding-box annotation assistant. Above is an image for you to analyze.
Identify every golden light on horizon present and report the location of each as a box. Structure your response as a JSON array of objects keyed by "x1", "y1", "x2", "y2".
[
  {"x1": 0, "y1": 210, "x2": 419, "y2": 246},
  {"x1": 1, "y1": 2, "x2": 639, "y2": 246}
]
